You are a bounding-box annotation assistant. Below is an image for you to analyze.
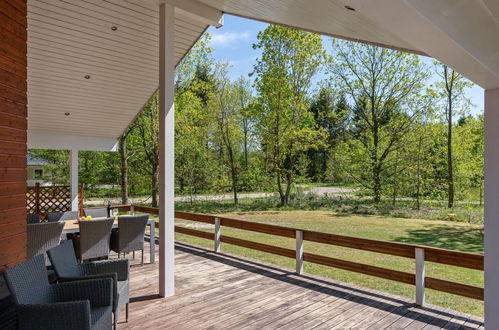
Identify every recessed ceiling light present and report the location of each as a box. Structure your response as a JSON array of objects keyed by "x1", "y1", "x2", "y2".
[
  {"x1": 344, "y1": 5, "x2": 356, "y2": 11},
  {"x1": 64, "y1": 112, "x2": 70, "y2": 116},
  {"x1": 111, "y1": 26, "x2": 118, "y2": 31},
  {"x1": 84, "y1": 75, "x2": 91, "y2": 79}
]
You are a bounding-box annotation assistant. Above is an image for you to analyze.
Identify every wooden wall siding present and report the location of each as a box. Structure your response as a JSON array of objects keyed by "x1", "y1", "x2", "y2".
[{"x1": 0, "y1": 0, "x2": 28, "y2": 272}]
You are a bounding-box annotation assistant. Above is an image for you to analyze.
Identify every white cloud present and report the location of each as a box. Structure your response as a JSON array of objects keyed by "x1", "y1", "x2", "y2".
[{"x1": 211, "y1": 31, "x2": 250, "y2": 47}]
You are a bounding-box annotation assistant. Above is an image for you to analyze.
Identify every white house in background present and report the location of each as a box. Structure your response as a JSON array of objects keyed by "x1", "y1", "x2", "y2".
[{"x1": 26, "y1": 153, "x2": 52, "y2": 186}]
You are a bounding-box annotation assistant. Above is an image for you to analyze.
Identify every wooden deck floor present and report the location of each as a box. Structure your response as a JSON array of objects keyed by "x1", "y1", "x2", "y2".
[{"x1": 117, "y1": 241, "x2": 484, "y2": 329}]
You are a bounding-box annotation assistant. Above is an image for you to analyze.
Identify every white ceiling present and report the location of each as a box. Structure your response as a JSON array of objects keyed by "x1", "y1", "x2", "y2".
[
  {"x1": 27, "y1": 0, "x2": 499, "y2": 144},
  {"x1": 27, "y1": 0, "x2": 207, "y2": 139}
]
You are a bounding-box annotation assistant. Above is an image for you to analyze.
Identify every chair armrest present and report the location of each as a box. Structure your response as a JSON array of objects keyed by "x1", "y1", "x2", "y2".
[
  {"x1": 52, "y1": 278, "x2": 113, "y2": 307},
  {"x1": 17, "y1": 301, "x2": 91, "y2": 330},
  {"x1": 57, "y1": 272, "x2": 117, "y2": 285},
  {"x1": 88, "y1": 258, "x2": 129, "y2": 281}
]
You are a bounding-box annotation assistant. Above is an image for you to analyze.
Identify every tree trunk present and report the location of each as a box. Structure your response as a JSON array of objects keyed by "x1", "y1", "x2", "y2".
[
  {"x1": 392, "y1": 151, "x2": 399, "y2": 206},
  {"x1": 243, "y1": 121, "x2": 249, "y2": 169},
  {"x1": 284, "y1": 172, "x2": 292, "y2": 204},
  {"x1": 119, "y1": 134, "x2": 129, "y2": 205},
  {"x1": 229, "y1": 155, "x2": 238, "y2": 205},
  {"x1": 151, "y1": 164, "x2": 159, "y2": 208},
  {"x1": 447, "y1": 92, "x2": 455, "y2": 208},
  {"x1": 372, "y1": 106, "x2": 382, "y2": 203},
  {"x1": 277, "y1": 172, "x2": 286, "y2": 205},
  {"x1": 372, "y1": 147, "x2": 382, "y2": 203},
  {"x1": 373, "y1": 168, "x2": 382, "y2": 203},
  {"x1": 416, "y1": 135, "x2": 422, "y2": 210}
]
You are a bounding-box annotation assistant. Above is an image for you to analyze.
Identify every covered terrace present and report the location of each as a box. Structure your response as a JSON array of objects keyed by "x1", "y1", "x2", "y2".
[{"x1": 1, "y1": 0, "x2": 498, "y2": 328}]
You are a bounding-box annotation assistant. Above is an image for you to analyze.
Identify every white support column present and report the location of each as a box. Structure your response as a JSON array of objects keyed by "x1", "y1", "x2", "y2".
[
  {"x1": 158, "y1": 2, "x2": 175, "y2": 298},
  {"x1": 484, "y1": 88, "x2": 499, "y2": 328},
  {"x1": 214, "y1": 217, "x2": 221, "y2": 252},
  {"x1": 70, "y1": 149, "x2": 78, "y2": 212},
  {"x1": 415, "y1": 248, "x2": 425, "y2": 306},
  {"x1": 296, "y1": 230, "x2": 304, "y2": 275}
]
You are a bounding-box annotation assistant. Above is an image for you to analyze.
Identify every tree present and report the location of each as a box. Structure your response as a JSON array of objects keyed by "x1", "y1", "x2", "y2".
[
  {"x1": 118, "y1": 123, "x2": 139, "y2": 205},
  {"x1": 454, "y1": 115, "x2": 484, "y2": 203},
  {"x1": 234, "y1": 76, "x2": 253, "y2": 169},
  {"x1": 213, "y1": 64, "x2": 244, "y2": 204},
  {"x1": 434, "y1": 64, "x2": 473, "y2": 207},
  {"x1": 132, "y1": 94, "x2": 160, "y2": 207},
  {"x1": 252, "y1": 25, "x2": 326, "y2": 204},
  {"x1": 308, "y1": 88, "x2": 348, "y2": 181},
  {"x1": 174, "y1": 38, "x2": 218, "y2": 199},
  {"x1": 330, "y1": 40, "x2": 429, "y2": 202}
]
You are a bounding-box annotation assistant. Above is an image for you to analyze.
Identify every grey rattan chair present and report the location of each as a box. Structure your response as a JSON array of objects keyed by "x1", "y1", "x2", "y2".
[
  {"x1": 27, "y1": 222, "x2": 65, "y2": 266},
  {"x1": 48, "y1": 240, "x2": 130, "y2": 329},
  {"x1": 110, "y1": 215, "x2": 149, "y2": 265},
  {"x1": 26, "y1": 214, "x2": 40, "y2": 224},
  {"x1": 84, "y1": 208, "x2": 109, "y2": 218},
  {"x1": 47, "y1": 211, "x2": 79, "y2": 222},
  {"x1": 73, "y1": 218, "x2": 114, "y2": 261},
  {"x1": 4, "y1": 254, "x2": 113, "y2": 330}
]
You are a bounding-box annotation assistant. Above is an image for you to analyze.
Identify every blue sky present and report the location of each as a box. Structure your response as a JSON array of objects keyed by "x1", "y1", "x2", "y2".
[{"x1": 207, "y1": 15, "x2": 484, "y2": 115}]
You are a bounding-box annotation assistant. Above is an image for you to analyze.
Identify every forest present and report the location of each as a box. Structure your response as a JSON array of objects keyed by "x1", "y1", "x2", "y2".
[{"x1": 30, "y1": 25, "x2": 483, "y2": 214}]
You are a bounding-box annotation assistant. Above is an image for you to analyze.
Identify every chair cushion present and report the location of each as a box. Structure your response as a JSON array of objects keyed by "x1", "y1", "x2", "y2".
[{"x1": 91, "y1": 306, "x2": 112, "y2": 330}]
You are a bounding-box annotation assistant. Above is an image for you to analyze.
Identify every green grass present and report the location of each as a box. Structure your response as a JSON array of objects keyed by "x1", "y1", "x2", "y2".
[
  {"x1": 174, "y1": 195, "x2": 484, "y2": 224},
  {"x1": 169, "y1": 209, "x2": 483, "y2": 316}
]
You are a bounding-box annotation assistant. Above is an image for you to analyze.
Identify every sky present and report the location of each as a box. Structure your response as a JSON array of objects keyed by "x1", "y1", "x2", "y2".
[{"x1": 206, "y1": 15, "x2": 484, "y2": 115}]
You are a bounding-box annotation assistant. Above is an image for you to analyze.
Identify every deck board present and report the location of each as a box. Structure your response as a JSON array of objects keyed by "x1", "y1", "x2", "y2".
[{"x1": 116, "y1": 241, "x2": 483, "y2": 329}]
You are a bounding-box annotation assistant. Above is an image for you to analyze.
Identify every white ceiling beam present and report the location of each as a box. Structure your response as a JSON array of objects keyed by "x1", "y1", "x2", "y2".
[
  {"x1": 166, "y1": 0, "x2": 223, "y2": 27},
  {"x1": 28, "y1": 131, "x2": 118, "y2": 152}
]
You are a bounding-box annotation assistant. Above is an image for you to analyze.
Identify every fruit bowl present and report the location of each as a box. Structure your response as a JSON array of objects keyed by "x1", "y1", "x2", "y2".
[{"x1": 77, "y1": 216, "x2": 93, "y2": 221}]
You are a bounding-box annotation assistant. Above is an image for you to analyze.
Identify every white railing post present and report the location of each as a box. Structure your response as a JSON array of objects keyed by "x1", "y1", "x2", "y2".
[
  {"x1": 214, "y1": 217, "x2": 221, "y2": 252},
  {"x1": 415, "y1": 247, "x2": 425, "y2": 306},
  {"x1": 130, "y1": 205, "x2": 135, "y2": 216},
  {"x1": 296, "y1": 230, "x2": 304, "y2": 275}
]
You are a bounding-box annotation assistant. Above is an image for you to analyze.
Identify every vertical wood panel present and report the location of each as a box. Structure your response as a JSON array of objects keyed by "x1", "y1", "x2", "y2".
[{"x1": 0, "y1": 0, "x2": 27, "y2": 273}]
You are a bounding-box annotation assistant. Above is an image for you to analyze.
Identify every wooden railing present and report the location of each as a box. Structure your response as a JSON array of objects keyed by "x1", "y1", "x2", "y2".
[{"x1": 118, "y1": 204, "x2": 484, "y2": 304}]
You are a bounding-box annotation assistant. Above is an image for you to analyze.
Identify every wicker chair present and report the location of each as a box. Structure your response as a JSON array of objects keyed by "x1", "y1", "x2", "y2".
[
  {"x1": 26, "y1": 214, "x2": 40, "y2": 224},
  {"x1": 27, "y1": 222, "x2": 65, "y2": 266},
  {"x1": 48, "y1": 241, "x2": 130, "y2": 329},
  {"x1": 47, "y1": 211, "x2": 79, "y2": 222},
  {"x1": 84, "y1": 208, "x2": 109, "y2": 218},
  {"x1": 110, "y1": 215, "x2": 149, "y2": 265},
  {"x1": 73, "y1": 218, "x2": 114, "y2": 261},
  {"x1": 4, "y1": 254, "x2": 113, "y2": 330}
]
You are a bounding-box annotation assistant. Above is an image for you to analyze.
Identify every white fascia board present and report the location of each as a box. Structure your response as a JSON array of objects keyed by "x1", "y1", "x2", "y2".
[
  {"x1": 165, "y1": 0, "x2": 223, "y2": 27},
  {"x1": 349, "y1": 0, "x2": 499, "y2": 89},
  {"x1": 28, "y1": 131, "x2": 118, "y2": 151}
]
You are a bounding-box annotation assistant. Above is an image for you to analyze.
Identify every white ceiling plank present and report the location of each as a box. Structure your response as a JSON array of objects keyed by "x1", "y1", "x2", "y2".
[{"x1": 30, "y1": 0, "x2": 159, "y2": 42}]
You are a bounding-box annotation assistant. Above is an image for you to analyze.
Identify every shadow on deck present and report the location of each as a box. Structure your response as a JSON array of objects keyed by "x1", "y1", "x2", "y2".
[{"x1": 119, "y1": 241, "x2": 483, "y2": 329}]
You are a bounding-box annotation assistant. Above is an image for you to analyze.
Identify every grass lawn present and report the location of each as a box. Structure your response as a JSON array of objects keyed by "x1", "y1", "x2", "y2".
[{"x1": 171, "y1": 210, "x2": 484, "y2": 316}]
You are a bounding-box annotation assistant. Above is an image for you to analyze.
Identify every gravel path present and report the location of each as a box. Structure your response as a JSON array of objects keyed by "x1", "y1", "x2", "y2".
[{"x1": 84, "y1": 186, "x2": 357, "y2": 206}]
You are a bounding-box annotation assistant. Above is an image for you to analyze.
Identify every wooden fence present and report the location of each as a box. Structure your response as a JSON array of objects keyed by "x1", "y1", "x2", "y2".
[
  {"x1": 27, "y1": 183, "x2": 84, "y2": 220},
  {"x1": 117, "y1": 204, "x2": 484, "y2": 305}
]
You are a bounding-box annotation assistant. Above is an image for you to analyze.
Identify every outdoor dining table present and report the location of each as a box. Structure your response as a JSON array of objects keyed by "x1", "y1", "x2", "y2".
[{"x1": 61, "y1": 217, "x2": 156, "y2": 264}]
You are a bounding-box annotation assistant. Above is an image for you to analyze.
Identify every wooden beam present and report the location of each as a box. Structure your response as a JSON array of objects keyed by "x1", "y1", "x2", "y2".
[{"x1": 165, "y1": 0, "x2": 223, "y2": 27}]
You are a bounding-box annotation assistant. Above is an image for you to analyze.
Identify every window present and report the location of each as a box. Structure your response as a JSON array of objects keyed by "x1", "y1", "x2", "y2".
[{"x1": 34, "y1": 168, "x2": 44, "y2": 179}]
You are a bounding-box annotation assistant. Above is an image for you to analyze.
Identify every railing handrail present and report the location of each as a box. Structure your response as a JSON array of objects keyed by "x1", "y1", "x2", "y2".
[{"x1": 114, "y1": 204, "x2": 484, "y2": 302}]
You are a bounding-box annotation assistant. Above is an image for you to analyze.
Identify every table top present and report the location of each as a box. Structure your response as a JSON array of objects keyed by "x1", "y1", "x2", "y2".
[{"x1": 62, "y1": 218, "x2": 155, "y2": 233}]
